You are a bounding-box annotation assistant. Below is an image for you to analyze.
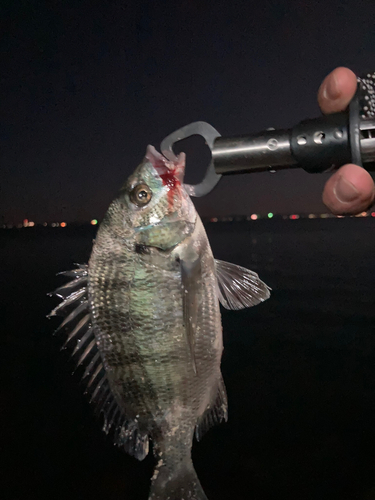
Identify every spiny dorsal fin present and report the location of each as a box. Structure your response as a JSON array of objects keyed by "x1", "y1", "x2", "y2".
[
  {"x1": 48, "y1": 264, "x2": 149, "y2": 461},
  {"x1": 215, "y1": 259, "x2": 271, "y2": 310}
]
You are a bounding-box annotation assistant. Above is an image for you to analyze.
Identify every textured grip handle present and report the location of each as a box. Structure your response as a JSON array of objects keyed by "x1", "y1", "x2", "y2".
[
  {"x1": 358, "y1": 72, "x2": 375, "y2": 119},
  {"x1": 349, "y1": 72, "x2": 375, "y2": 168},
  {"x1": 290, "y1": 71, "x2": 375, "y2": 173}
]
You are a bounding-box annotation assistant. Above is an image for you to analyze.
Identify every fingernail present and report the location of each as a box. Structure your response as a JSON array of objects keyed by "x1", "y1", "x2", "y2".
[
  {"x1": 323, "y1": 74, "x2": 341, "y2": 100},
  {"x1": 334, "y1": 176, "x2": 359, "y2": 203}
]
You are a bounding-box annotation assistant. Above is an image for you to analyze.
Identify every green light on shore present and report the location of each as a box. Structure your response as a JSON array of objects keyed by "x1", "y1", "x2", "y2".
[
  {"x1": 268, "y1": 212, "x2": 274, "y2": 218},
  {"x1": 91, "y1": 219, "x2": 98, "y2": 225}
]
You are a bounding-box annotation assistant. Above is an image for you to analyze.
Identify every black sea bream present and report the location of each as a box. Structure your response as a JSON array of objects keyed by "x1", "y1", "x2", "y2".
[{"x1": 49, "y1": 147, "x2": 270, "y2": 500}]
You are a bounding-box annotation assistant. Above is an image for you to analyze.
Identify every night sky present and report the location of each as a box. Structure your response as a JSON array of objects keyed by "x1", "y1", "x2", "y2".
[{"x1": 2, "y1": 0, "x2": 375, "y2": 224}]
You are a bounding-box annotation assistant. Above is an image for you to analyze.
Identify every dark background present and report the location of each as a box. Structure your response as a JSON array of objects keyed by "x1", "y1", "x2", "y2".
[
  {"x1": 3, "y1": 217, "x2": 375, "y2": 500},
  {"x1": 2, "y1": 0, "x2": 375, "y2": 223}
]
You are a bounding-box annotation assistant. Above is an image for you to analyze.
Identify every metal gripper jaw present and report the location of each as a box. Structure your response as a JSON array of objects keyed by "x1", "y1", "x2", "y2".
[{"x1": 160, "y1": 121, "x2": 222, "y2": 197}]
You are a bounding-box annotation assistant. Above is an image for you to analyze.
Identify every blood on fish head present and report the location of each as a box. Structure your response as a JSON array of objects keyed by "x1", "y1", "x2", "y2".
[
  {"x1": 145, "y1": 145, "x2": 186, "y2": 210},
  {"x1": 145, "y1": 145, "x2": 185, "y2": 182}
]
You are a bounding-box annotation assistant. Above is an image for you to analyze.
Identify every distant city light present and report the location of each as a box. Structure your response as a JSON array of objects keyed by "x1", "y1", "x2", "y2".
[
  {"x1": 5, "y1": 212, "x2": 375, "y2": 230},
  {"x1": 22, "y1": 219, "x2": 35, "y2": 227}
]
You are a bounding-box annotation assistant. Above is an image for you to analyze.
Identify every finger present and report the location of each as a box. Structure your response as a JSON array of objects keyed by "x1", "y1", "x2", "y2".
[
  {"x1": 322, "y1": 164, "x2": 375, "y2": 215},
  {"x1": 318, "y1": 67, "x2": 357, "y2": 115}
]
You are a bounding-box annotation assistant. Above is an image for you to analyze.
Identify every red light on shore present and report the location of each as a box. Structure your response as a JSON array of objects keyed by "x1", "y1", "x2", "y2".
[
  {"x1": 290, "y1": 214, "x2": 299, "y2": 220},
  {"x1": 371, "y1": 212, "x2": 375, "y2": 217},
  {"x1": 60, "y1": 222, "x2": 67, "y2": 228}
]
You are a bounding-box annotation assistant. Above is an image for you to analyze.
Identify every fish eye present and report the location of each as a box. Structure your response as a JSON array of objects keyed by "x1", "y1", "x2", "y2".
[{"x1": 130, "y1": 183, "x2": 152, "y2": 207}]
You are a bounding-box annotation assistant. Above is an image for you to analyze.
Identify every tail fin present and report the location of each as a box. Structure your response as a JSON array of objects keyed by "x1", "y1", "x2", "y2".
[{"x1": 148, "y1": 457, "x2": 208, "y2": 500}]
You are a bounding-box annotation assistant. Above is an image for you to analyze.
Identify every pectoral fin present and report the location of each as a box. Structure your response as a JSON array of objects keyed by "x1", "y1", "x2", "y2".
[
  {"x1": 215, "y1": 259, "x2": 271, "y2": 310},
  {"x1": 180, "y1": 258, "x2": 201, "y2": 375}
]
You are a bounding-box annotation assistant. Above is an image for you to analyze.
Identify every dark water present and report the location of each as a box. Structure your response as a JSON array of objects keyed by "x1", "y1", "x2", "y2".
[{"x1": 2, "y1": 218, "x2": 375, "y2": 500}]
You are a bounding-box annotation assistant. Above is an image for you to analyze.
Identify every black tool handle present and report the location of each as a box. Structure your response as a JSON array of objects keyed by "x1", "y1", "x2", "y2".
[
  {"x1": 290, "y1": 110, "x2": 353, "y2": 173},
  {"x1": 213, "y1": 72, "x2": 375, "y2": 175}
]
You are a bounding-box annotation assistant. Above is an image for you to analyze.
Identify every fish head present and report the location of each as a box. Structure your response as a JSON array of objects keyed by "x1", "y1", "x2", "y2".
[{"x1": 114, "y1": 146, "x2": 196, "y2": 250}]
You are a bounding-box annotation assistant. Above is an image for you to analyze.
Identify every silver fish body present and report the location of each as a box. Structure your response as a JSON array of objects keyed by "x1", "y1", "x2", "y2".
[{"x1": 50, "y1": 146, "x2": 270, "y2": 500}]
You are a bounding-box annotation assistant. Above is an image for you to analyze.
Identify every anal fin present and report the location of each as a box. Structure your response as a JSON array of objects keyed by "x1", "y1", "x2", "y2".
[{"x1": 195, "y1": 376, "x2": 228, "y2": 441}]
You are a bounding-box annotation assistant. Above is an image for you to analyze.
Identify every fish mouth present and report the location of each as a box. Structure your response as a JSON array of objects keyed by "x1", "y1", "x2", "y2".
[{"x1": 145, "y1": 145, "x2": 185, "y2": 184}]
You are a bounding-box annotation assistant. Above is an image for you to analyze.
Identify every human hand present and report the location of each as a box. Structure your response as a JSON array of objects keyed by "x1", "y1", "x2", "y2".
[{"x1": 318, "y1": 67, "x2": 375, "y2": 214}]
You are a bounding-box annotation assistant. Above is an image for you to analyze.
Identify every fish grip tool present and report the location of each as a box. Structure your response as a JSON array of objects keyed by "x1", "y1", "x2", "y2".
[{"x1": 161, "y1": 72, "x2": 375, "y2": 196}]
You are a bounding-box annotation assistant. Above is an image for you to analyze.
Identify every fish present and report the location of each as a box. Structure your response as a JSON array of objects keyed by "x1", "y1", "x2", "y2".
[{"x1": 49, "y1": 146, "x2": 270, "y2": 500}]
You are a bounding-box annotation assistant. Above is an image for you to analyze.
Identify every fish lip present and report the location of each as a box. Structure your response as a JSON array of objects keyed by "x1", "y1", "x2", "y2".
[{"x1": 145, "y1": 145, "x2": 186, "y2": 184}]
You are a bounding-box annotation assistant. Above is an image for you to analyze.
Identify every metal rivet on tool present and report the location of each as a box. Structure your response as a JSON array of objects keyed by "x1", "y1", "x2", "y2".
[
  {"x1": 334, "y1": 129, "x2": 344, "y2": 139},
  {"x1": 267, "y1": 138, "x2": 278, "y2": 150}
]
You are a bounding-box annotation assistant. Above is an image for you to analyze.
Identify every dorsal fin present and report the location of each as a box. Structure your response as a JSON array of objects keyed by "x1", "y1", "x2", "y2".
[{"x1": 48, "y1": 264, "x2": 149, "y2": 461}]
